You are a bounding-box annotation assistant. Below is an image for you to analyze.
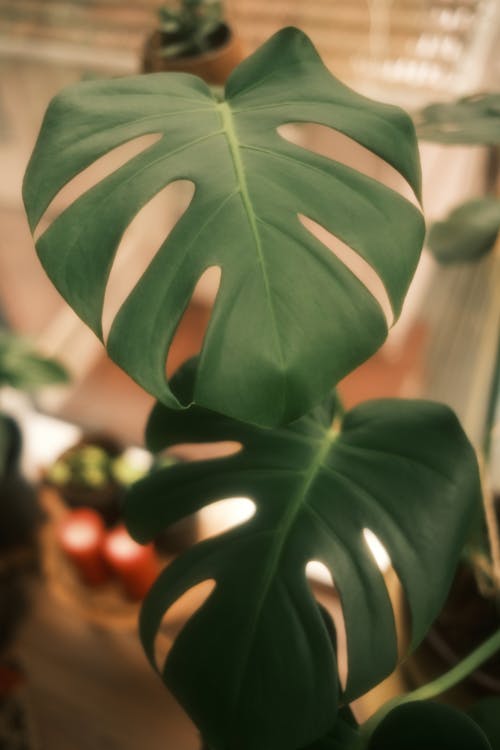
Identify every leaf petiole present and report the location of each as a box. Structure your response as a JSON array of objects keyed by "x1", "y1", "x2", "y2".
[{"x1": 361, "y1": 627, "x2": 500, "y2": 741}]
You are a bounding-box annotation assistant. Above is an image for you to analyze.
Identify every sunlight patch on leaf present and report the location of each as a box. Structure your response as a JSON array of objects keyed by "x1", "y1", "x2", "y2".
[
  {"x1": 363, "y1": 528, "x2": 391, "y2": 572},
  {"x1": 198, "y1": 496, "x2": 256, "y2": 541},
  {"x1": 306, "y1": 559, "x2": 335, "y2": 587}
]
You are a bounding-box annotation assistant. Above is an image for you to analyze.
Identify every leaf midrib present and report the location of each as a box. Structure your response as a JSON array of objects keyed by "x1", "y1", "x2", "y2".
[
  {"x1": 216, "y1": 101, "x2": 286, "y2": 389},
  {"x1": 229, "y1": 426, "x2": 337, "y2": 719}
]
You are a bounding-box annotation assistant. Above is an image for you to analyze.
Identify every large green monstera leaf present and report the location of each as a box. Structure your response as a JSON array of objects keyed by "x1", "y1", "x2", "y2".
[
  {"x1": 23, "y1": 27, "x2": 424, "y2": 427},
  {"x1": 125, "y1": 362, "x2": 480, "y2": 750},
  {"x1": 417, "y1": 93, "x2": 500, "y2": 144}
]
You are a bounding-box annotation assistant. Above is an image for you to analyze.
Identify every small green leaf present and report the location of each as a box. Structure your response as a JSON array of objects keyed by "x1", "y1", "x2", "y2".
[
  {"x1": 24, "y1": 27, "x2": 424, "y2": 427},
  {"x1": 427, "y1": 197, "x2": 500, "y2": 264},
  {"x1": 369, "y1": 702, "x2": 492, "y2": 749},
  {"x1": 125, "y1": 361, "x2": 480, "y2": 750},
  {"x1": 417, "y1": 93, "x2": 500, "y2": 144},
  {"x1": 469, "y1": 698, "x2": 500, "y2": 749},
  {"x1": 0, "y1": 331, "x2": 68, "y2": 390}
]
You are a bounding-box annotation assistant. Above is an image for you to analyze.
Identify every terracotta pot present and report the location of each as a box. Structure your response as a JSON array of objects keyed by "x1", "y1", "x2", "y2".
[{"x1": 142, "y1": 23, "x2": 245, "y2": 84}]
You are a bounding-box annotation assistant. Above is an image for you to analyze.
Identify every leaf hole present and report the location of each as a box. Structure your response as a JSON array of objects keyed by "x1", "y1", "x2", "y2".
[
  {"x1": 198, "y1": 496, "x2": 256, "y2": 542},
  {"x1": 165, "y1": 441, "x2": 243, "y2": 462},
  {"x1": 154, "y1": 579, "x2": 216, "y2": 672},
  {"x1": 165, "y1": 265, "x2": 222, "y2": 381},
  {"x1": 306, "y1": 560, "x2": 335, "y2": 588},
  {"x1": 33, "y1": 133, "x2": 163, "y2": 243},
  {"x1": 363, "y1": 528, "x2": 410, "y2": 658},
  {"x1": 305, "y1": 560, "x2": 348, "y2": 692},
  {"x1": 102, "y1": 180, "x2": 195, "y2": 342},
  {"x1": 278, "y1": 123, "x2": 418, "y2": 205},
  {"x1": 363, "y1": 528, "x2": 390, "y2": 572},
  {"x1": 299, "y1": 214, "x2": 394, "y2": 327}
]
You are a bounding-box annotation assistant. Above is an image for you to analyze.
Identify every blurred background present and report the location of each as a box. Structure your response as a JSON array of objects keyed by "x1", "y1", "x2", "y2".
[{"x1": 0, "y1": 1, "x2": 499, "y2": 748}]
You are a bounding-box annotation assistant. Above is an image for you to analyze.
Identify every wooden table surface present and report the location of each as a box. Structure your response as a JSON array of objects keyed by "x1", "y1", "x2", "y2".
[{"x1": 14, "y1": 579, "x2": 199, "y2": 750}]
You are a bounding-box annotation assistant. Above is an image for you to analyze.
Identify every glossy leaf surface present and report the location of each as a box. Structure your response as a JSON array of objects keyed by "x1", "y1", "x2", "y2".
[
  {"x1": 369, "y1": 702, "x2": 492, "y2": 750},
  {"x1": 428, "y1": 197, "x2": 500, "y2": 264},
  {"x1": 125, "y1": 362, "x2": 480, "y2": 750},
  {"x1": 24, "y1": 27, "x2": 424, "y2": 426},
  {"x1": 417, "y1": 93, "x2": 500, "y2": 144}
]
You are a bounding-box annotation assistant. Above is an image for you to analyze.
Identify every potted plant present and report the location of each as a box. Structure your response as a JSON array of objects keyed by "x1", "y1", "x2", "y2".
[
  {"x1": 23, "y1": 27, "x2": 498, "y2": 749},
  {"x1": 44, "y1": 439, "x2": 196, "y2": 552},
  {"x1": 44, "y1": 434, "x2": 142, "y2": 528},
  {"x1": 143, "y1": 0, "x2": 244, "y2": 84}
]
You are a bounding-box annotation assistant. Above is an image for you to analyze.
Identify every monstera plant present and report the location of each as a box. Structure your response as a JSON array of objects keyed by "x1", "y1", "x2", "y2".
[{"x1": 23, "y1": 26, "x2": 497, "y2": 750}]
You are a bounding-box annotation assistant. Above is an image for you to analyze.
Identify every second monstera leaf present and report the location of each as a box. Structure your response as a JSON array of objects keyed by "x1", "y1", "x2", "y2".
[
  {"x1": 427, "y1": 197, "x2": 500, "y2": 264},
  {"x1": 125, "y1": 362, "x2": 480, "y2": 750},
  {"x1": 417, "y1": 93, "x2": 500, "y2": 145},
  {"x1": 23, "y1": 27, "x2": 424, "y2": 427}
]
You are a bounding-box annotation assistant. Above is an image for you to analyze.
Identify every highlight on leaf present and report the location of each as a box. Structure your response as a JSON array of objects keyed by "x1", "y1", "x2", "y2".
[
  {"x1": 23, "y1": 26, "x2": 425, "y2": 428},
  {"x1": 124, "y1": 359, "x2": 481, "y2": 750}
]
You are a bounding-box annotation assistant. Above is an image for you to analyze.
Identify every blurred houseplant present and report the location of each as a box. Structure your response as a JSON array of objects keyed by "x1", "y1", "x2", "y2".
[
  {"x1": 0, "y1": 328, "x2": 67, "y2": 652},
  {"x1": 412, "y1": 94, "x2": 500, "y2": 695},
  {"x1": 44, "y1": 435, "x2": 143, "y2": 528},
  {"x1": 143, "y1": 0, "x2": 243, "y2": 84},
  {"x1": 23, "y1": 27, "x2": 497, "y2": 750},
  {"x1": 0, "y1": 327, "x2": 68, "y2": 542}
]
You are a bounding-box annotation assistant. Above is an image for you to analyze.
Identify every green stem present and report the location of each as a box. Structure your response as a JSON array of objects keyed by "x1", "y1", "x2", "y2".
[
  {"x1": 334, "y1": 390, "x2": 346, "y2": 420},
  {"x1": 361, "y1": 627, "x2": 500, "y2": 740}
]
